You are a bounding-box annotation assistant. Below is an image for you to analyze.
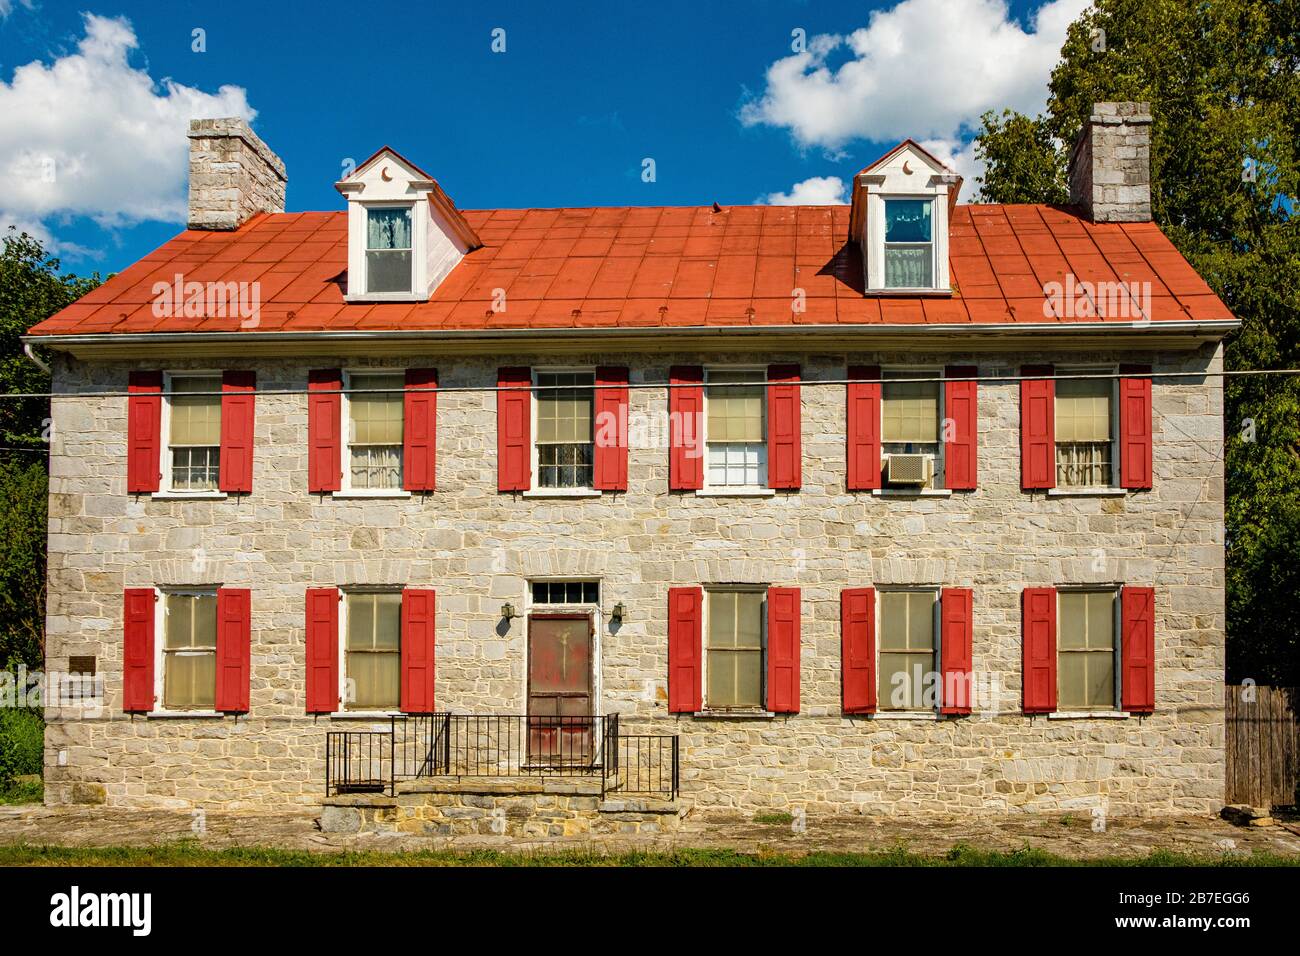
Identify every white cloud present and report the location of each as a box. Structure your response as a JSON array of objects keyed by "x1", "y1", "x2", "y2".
[
  {"x1": 0, "y1": 1, "x2": 36, "y2": 19},
  {"x1": 0, "y1": 13, "x2": 256, "y2": 250},
  {"x1": 742, "y1": 0, "x2": 1087, "y2": 176},
  {"x1": 759, "y1": 175, "x2": 848, "y2": 205}
]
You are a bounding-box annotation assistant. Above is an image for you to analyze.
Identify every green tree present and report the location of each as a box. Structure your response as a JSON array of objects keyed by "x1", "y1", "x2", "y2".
[
  {"x1": 0, "y1": 461, "x2": 48, "y2": 669},
  {"x1": 0, "y1": 229, "x2": 101, "y2": 447},
  {"x1": 974, "y1": 109, "x2": 1069, "y2": 204},
  {"x1": 0, "y1": 228, "x2": 103, "y2": 668},
  {"x1": 974, "y1": 0, "x2": 1300, "y2": 685}
]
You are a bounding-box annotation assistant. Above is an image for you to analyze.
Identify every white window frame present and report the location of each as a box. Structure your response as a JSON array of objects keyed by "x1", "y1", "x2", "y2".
[
  {"x1": 528, "y1": 366, "x2": 600, "y2": 497},
  {"x1": 864, "y1": 191, "x2": 951, "y2": 293},
  {"x1": 335, "y1": 587, "x2": 404, "y2": 718},
  {"x1": 150, "y1": 586, "x2": 222, "y2": 718},
  {"x1": 157, "y1": 370, "x2": 225, "y2": 499},
  {"x1": 520, "y1": 578, "x2": 604, "y2": 720},
  {"x1": 874, "y1": 587, "x2": 941, "y2": 716},
  {"x1": 879, "y1": 366, "x2": 946, "y2": 491},
  {"x1": 338, "y1": 368, "x2": 410, "y2": 498},
  {"x1": 1053, "y1": 366, "x2": 1120, "y2": 491},
  {"x1": 700, "y1": 585, "x2": 770, "y2": 715},
  {"x1": 360, "y1": 202, "x2": 417, "y2": 298},
  {"x1": 1052, "y1": 586, "x2": 1124, "y2": 717},
  {"x1": 701, "y1": 366, "x2": 769, "y2": 493}
]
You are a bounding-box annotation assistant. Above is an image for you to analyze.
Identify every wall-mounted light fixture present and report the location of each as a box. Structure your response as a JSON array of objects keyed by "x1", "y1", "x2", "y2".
[
  {"x1": 611, "y1": 601, "x2": 626, "y2": 623},
  {"x1": 500, "y1": 602, "x2": 520, "y2": 621}
]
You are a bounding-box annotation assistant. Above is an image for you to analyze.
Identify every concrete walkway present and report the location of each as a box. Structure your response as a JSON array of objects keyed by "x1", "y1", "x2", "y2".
[{"x1": 2, "y1": 804, "x2": 1299, "y2": 860}]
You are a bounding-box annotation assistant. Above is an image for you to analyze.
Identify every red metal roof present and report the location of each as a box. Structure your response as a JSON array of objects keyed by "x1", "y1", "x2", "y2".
[{"x1": 29, "y1": 203, "x2": 1234, "y2": 336}]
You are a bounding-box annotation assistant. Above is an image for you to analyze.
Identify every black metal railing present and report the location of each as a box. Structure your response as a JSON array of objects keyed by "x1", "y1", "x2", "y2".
[
  {"x1": 325, "y1": 713, "x2": 679, "y2": 799},
  {"x1": 610, "y1": 734, "x2": 679, "y2": 798},
  {"x1": 325, "y1": 729, "x2": 395, "y2": 797},
  {"x1": 427, "y1": 714, "x2": 615, "y2": 777}
]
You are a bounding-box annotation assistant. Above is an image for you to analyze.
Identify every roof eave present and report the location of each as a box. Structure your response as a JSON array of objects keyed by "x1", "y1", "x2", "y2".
[{"x1": 24, "y1": 319, "x2": 1240, "y2": 362}]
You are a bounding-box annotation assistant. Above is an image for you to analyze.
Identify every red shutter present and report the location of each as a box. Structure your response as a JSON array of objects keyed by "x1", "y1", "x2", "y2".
[
  {"x1": 497, "y1": 367, "x2": 531, "y2": 491},
  {"x1": 122, "y1": 587, "x2": 155, "y2": 712},
  {"x1": 766, "y1": 587, "x2": 801, "y2": 713},
  {"x1": 669, "y1": 366, "x2": 704, "y2": 491},
  {"x1": 846, "y1": 365, "x2": 882, "y2": 491},
  {"x1": 307, "y1": 369, "x2": 342, "y2": 493},
  {"x1": 127, "y1": 371, "x2": 162, "y2": 493},
  {"x1": 1020, "y1": 365, "x2": 1055, "y2": 490},
  {"x1": 400, "y1": 588, "x2": 437, "y2": 714},
  {"x1": 940, "y1": 587, "x2": 973, "y2": 715},
  {"x1": 841, "y1": 587, "x2": 876, "y2": 714},
  {"x1": 1022, "y1": 587, "x2": 1057, "y2": 714},
  {"x1": 667, "y1": 586, "x2": 702, "y2": 713},
  {"x1": 767, "y1": 364, "x2": 802, "y2": 490},
  {"x1": 215, "y1": 587, "x2": 251, "y2": 713},
  {"x1": 1119, "y1": 365, "x2": 1153, "y2": 490},
  {"x1": 305, "y1": 587, "x2": 339, "y2": 714},
  {"x1": 403, "y1": 368, "x2": 438, "y2": 492},
  {"x1": 1121, "y1": 586, "x2": 1155, "y2": 714},
  {"x1": 219, "y1": 371, "x2": 256, "y2": 494},
  {"x1": 593, "y1": 366, "x2": 629, "y2": 491},
  {"x1": 944, "y1": 366, "x2": 978, "y2": 491}
]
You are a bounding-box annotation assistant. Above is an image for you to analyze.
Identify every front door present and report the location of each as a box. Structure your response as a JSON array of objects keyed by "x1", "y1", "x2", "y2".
[{"x1": 527, "y1": 614, "x2": 594, "y2": 765}]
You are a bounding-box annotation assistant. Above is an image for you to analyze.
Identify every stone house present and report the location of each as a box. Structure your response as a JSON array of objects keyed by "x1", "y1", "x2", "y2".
[{"x1": 26, "y1": 105, "x2": 1235, "y2": 828}]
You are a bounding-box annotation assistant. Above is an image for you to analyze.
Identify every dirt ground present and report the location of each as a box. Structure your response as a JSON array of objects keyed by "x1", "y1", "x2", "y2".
[{"x1": 2, "y1": 804, "x2": 1299, "y2": 860}]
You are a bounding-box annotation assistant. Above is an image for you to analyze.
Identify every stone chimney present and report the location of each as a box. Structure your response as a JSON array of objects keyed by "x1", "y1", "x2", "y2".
[
  {"x1": 187, "y1": 117, "x2": 287, "y2": 230},
  {"x1": 1067, "y1": 102, "x2": 1152, "y2": 222}
]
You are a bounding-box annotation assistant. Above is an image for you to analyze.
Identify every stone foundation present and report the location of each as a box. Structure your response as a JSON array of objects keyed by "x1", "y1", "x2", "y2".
[{"x1": 321, "y1": 778, "x2": 684, "y2": 837}]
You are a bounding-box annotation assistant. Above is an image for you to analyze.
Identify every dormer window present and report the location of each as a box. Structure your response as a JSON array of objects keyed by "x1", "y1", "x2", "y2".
[
  {"x1": 335, "y1": 146, "x2": 482, "y2": 303},
  {"x1": 365, "y1": 207, "x2": 413, "y2": 294},
  {"x1": 884, "y1": 199, "x2": 934, "y2": 289},
  {"x1": 849, "y1": 140, "x2": 959, "y2": 295}
]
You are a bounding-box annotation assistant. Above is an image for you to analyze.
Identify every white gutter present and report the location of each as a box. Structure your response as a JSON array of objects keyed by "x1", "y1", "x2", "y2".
[
  {"x1": 21, "y1": 319, "x2": 1240, "y2": 349},
  {"x1": 23, "y1": 341, "x2": 51, "y2": 374}
]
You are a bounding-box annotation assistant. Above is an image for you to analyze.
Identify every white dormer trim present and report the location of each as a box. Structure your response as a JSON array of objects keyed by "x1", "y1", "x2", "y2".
[
  {"x1": 851, "y1": 141, "x2": 959, "y2": 296},
  {"x1": 334, "y1": 147, "x2": 481, "y2": 304}
]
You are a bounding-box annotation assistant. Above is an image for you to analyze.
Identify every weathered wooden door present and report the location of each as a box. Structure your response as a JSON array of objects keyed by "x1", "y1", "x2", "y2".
[{"x1": 527, "y1": 614, "x2": 594, "y2": 765}]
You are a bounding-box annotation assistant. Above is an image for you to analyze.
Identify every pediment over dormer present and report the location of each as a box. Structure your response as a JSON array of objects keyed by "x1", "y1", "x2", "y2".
[
  {"x1": 334, "y1": 146, "x2": 481, "y2": 302},
  {"x1": 849, "y1": 140, "x2": 962, "y2": 295}
]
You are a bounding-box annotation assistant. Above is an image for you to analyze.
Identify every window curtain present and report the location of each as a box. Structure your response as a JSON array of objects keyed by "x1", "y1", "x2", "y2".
[
  {"x1": 367, "y1": 208, "x2": 412, "y2": 251},
  {"x1": 884, "y1": 199, "x2": 933, "y2": 288},
  {"x1": 882, "y1": 379, "x2": 939, "y2": 443},
  {"x1": 1057, "y1": 443, "x2": 1111, "y2": 487}
]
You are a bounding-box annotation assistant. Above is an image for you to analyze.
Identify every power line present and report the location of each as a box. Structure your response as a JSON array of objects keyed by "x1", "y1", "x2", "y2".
[{"x1": 0, "y1": 367, "x2": 1298, "y2": 400}]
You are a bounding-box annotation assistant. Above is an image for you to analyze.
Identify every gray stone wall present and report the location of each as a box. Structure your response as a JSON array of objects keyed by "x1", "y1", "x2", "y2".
[
  {"x1": 42, "y1": 343, "x2": 1225, "y2": 816},
  {"x1": 1068, "y1": 102, "x2": 1153, "y2": 223},
  {"x1": 187, "y1": 118, "x2": 287, "y2": 230}
]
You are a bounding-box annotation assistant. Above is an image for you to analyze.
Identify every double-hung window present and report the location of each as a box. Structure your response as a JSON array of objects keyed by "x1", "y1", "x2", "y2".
[
  {"x1": 705, "y1": 369, "x2": 766, "y2": 488},
  {"x1": 878, "y1": 589, "x2": 939, "y2": 711},
  {"x1": 1058, "y1": 590, "x2": 1118, "y2": 711},
  {"x1": 166, "y1": 374, "x2": 221, "y2": 492},
  {"x1": 162, "y1": 590, "x2": 217, "y2": 711},
  {"x1": 881, "y1": 370, "x2": 942, "y2": 487},
  {"x1": 343, "y1": 591, "x2": 401, "y2": 711},
  {"x1": 883, "y1": 198, "x2": 934, "y2": 289},
  {"x1": 365, "y1": 206, "x2": 413, "y2": 295},
  {"x1": 535, "y1": 371, "x2": 595, "y2": 489},
  {"x1": 1056, "y1": 370, "x2": 1115, "y2": 488},
  {"x1": 346, "y1": 372, "x2": 405, "y2": 491},
  {"x1": 704, "y1": 589, "x2": 765, "y2": 711}
]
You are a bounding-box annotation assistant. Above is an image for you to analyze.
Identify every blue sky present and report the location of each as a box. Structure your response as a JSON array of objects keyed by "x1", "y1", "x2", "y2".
[{"x1": 0, "y1": 0, "x2": 1083, "y2": 275}]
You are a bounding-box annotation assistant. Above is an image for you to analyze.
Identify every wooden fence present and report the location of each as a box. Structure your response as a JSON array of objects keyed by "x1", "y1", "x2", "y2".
[{"x1": 1225, "y1": 685, "x2": 1299, "y2": 808}]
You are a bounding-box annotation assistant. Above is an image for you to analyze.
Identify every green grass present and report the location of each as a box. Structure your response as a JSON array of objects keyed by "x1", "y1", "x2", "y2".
[
  {"x1": 0, "y1": 779, "x2": 42, "y2": 805},
  {"x1": 0, "y1": 839, "x2": 1295, "y2": 867},
  {"x1": 753, "y1": 811, "x2": 794, "y2": 825}
]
